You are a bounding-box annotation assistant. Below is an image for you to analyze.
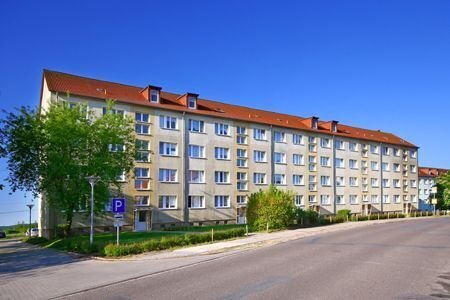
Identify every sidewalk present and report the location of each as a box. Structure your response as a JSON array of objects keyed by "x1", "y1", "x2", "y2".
[{"x1": 0, "y1": 216, "x2": 445, "y2": 300}]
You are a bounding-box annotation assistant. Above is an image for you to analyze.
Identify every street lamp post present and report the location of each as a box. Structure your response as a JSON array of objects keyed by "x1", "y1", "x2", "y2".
[
  {"x1": 86, "y1": 176, "x2": 101, "y2": 246},
  {"x1": 26, "y1": 203, "x2": 34, "y2": 236}
]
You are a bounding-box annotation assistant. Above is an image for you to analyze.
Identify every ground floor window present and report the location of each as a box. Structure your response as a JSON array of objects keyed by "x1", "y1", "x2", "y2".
[
  {"x1": 188, "y1": 196, "x2": 205, "y2": 208},
  {"x1": 215, "y1": 195, "x2": 230, "y2": 208},
  {"x1": 159, "y1": 196, "x2": 177, "y2": 209}
]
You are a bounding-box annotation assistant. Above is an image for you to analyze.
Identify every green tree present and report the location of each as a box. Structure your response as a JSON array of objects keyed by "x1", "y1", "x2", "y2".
[
  {"x1": 436, "y1": 171, "x2": 450, "y2": 210},
  {"x1": 246, "y1": 185, "x2": 296, "y2": 231},
  {"x1": 0, "y1": 100, "x2": 135, "y2": 234}
]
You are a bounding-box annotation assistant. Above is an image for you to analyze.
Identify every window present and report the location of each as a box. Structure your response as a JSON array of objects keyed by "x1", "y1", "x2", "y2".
[
  {"x1": 136, "y1": 140, "x2": 150, "y2": 162},
  {"x1": 135, "y1": 112, "x2": 149, "y2": 123},
  {"x1": 188, "y1": 196, "x2": 204, "y2": 208},
  {"x1": 188, "y1": 170, "x2": 205, "y2": 183},
  {"x1": 382, "y1": 146, "x2": 390, "y2": 156},
  {"x1": 383, "y1": 195, "x2": 390, "y2": 204},
  {"x1": 349, "y1": 159, "x2": 358, "y2": 169},
  {"x1": 335, "y1": 140, "x2": 344, "y2": 150},
  {"x1": 103, "y1": 107, "x2": 124, "y2": 116},
  {"x1": 273, "y1": 131, "x2": 286, "y2": 143},
  {"x1": 371, "y1": 195, "x2": 379, "y2": 204},
  {"x1": 349, "y1": 142, "x2": 358, "y2": 152},
  {"x1": 150, "y1": 90, "x2": 159, "y2": 103},
  {"x1": 274, "y1": 152, "x2": 286, "y2": 164},
  {"x1": 410, "y1": 180, "x2": 417, "y2": 188},
  {"x1": 370, "y1": 145, "x2": 379, "y2": 154},
  {"x1": 371, "y1": 161, "x2": 379, "y2": 171},
  {"x1": 293, "y1": 175, "x2": 304, "y2": 185},
  {"x1": 371, "y1": 178, "x2": 379, "y2": 187},
  {"x1": 135, "y1": 177, "x2": 150, "y2": 190},
  {"x1": 336, "y1": 176, "x2": 345, "y2": 186},
  {"x1": 382, "y1": 162, "x2": 390, "y2": 172},
  {"x1": 393, "y1": 195, "x2": 400, "y2": 203},
  {"x1": 309, "y1": 156, "x2": 317, "y2": 171},
  {"x1": 159, "y1": 169, "x2": 177, "y2": 182},
  {"x1": 135, "y1": 123, "x2": 150, "y2": 135},
  {"x1": 253, "y1": 128, "x2": 267, "y2": 140},
  {"x1": 237, "y1": 195, "x2": 247, "y2": 205},
  {"x1": 320, "y1": 176, "x2": 331, "y2": 186},
  {"x1": 294, "y1": 195, "x2": 304, "y2": 206},
  {"x1": 236, "y1": 126, "x2": 246, "y2": 135},
  {"x1": 309, "y1": 143, "x2": 317, "y2": 153},
  {"x1": 362, "y1": 195, "x2": 369, "y2": 202},
  {"x1": 410, "y1": 165, "x2": 417, "y2": 173},
  {"x1": 215, "y1": 123, "x2": 230, "y2": 136},
  {"x1": 237, "y1": 172, "x2": 248, "y2": 190},
  {"x1": 320, "y1": 156, "x2": 330, "y2": 167},
  {"x1": 308, "y1": 136, "x2": 317, "y2": 144},
  {"x1": 393, "y1": 163, "x2": 401, "y2": 172},
  {"x1": 393, "y1": 148, "x2": 401, "y2": 157},
  {"x1": 411, "y1": 195, "x2": 417, "y2": 202},
  {"x1": 188, "y1": 96, "x2": 197, "y2": 109},
  {"x1": 236, "y1": 136, "x2": 247, "y2": 144},
  {"x1": 253, "y1": 173, "x2": 266, "y2": 185},
  {"x1": 159, "y1": 142, "x2": 177, "y2": 156},
  {"x1": 188, "y1": 119, "x2": 205, "y2": 133},
  {"x1": 349, "y1": 195, "x2": 358, "y2": 204},
  {"x1": 135, "y1": 167, "x2": 149, "y2": 178},
  {"x1": 308, "y1": 195, "x2": 317, "y2": 203},
  {"x1": 188, "y1": 145, "x2": 205, "y2": 158},
  {"x1": 382, "y1": 179, "x2": 390, "y2": 188},
  {"x1": 309, "y1": 175, "x2": 317, "y2": 191},
  {"x1": 410, "y1": 150, "x2": 417, "y2": 158},
  {"x1": 215, "y1": 195, "x2": 230, "y2": 208},
  {"x1": 135, "y1": 196, "x2": 149, "y2": 206},
  {"x1": 116, "y1": 170, "x2": 126, "y2": 182},
  {"x1": 335, "y1": 158, "x2": 344, "y2": 168},
  {"x1": 320, "y1": 195, "x2": 331, "y2": 205},
  {"x1": 320, "y1": 138, "x2": 331, "y2": 148},
  {"x1": 336, "y1": 195, "x2": 345, "y2": 205},
  {"x1": 349, "y1": 177, "x2": 358, "y2": 187},
  {"x1": 237, "y1": 149, "x2": 248, "y2": 167},
  {"x1": 293, "y1": 134, "x2": 304, "y2": 145},
  {"x1": 215, "y1": 171, "x2": 230, "y2": 184},
  {"x1": 160, "y1": 115, "x2": 177, "y2": 129},
  {"x1": 215, "y1": 147, "x2": 230, "y2": 160},
  {"x1": 293, "y1": 154, "x2": 305, "y2": 165},
  {"x1": 274, "y1": 174, "x2": 286, "y2": 185},
  {"x1": 109, "y1": 144, "x2": 125, "y2": 152},
  {"x1": 254, "y1": 150, "x2": 267, "y2": 163},
  {"x1": 159, "y1": 196, "x2": 176, "y2": 209}
]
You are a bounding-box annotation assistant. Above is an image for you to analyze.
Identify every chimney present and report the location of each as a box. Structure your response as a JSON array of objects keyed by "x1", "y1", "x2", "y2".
[
  {"x1": 140, "y1": 85, "x2": 162, "y2": 103},
  {"x1": 331, "y1": 120, "x2": 339, "y2": 133}
]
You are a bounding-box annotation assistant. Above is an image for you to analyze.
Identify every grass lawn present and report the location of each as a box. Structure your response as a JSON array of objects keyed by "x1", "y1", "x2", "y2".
[
  {"x1": 44, "y1": 231, "x2": 184, "y2": 252},
  {"x1": 163, "y1": 224, "x2": 247, "y2": 232}
]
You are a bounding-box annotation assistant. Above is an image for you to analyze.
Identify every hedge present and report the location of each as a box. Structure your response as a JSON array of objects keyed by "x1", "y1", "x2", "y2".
[{"x1": 104, "y1": 228, "x2": 246, "y2": 257}]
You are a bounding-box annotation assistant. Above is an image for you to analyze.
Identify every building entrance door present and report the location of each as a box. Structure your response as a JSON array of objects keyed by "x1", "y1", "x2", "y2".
[
  {"x1": 135, "y1": 210, "x2": 148, "y2": 231},
  {"x1": 237, "y1": 207, "x2": 247, "y2": 224}
]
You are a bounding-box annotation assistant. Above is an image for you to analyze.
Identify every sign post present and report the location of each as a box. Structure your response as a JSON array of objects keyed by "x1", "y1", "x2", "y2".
[{"x1": 112, "y1": 198, "x2": 126, "y2": 245}]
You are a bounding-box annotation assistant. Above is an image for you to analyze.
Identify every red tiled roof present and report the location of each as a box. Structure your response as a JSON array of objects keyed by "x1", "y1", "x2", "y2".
[
  {"x1": 42, "y1": 70, "x2": 417, "y2": 148},
  {"x1": 418, "y1": 167, "x2": 449, "y2": 177}
]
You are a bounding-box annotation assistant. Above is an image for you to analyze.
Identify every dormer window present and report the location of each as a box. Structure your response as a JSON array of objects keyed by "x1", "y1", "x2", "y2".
[
  {"x1": 311, "y1": 117, "x2": 319, "y2": 129},
  {"x1": 331, "y1": 120, "x2": 338, "y2": 133},
  {"x1": 150, "y1": 90, "x2": 159, "y2": 103},
  {"x1": 188, "y1": 95, "x2": 197, "y2": 109}
]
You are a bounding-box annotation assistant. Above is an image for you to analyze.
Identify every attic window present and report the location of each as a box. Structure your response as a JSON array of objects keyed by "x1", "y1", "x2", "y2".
[
  {"x1": 331, "y1": 121, "x2": 338, "y2": 133},
  {"x1": 150, "y1": 90, "x2": 159, "y2": 103},
  {"x1": 312, "y1": 118, "x2": 318, "y2": 129},
  {"x1": 188, "y1": 96, "x2": 197, "y2": 109}
]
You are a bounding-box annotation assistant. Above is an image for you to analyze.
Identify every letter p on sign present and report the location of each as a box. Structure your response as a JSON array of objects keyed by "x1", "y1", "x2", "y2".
[{"x1": 112, "y1": 198, "x2": 126, "y2": 214}]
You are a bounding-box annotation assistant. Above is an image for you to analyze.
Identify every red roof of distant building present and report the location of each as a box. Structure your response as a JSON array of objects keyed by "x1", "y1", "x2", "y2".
[
  {"x1": 42, "y1": 70, "x2": 417, "y2": 148},
  {"x1": 419, "y1": 167, "x2": 449, "y2": 177}
]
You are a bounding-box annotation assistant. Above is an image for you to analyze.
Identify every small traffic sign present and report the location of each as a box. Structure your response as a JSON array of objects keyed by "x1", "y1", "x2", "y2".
[
  {"x1": 431, "y1": 198, "x2": 438, "y2": 205},
  {"x1": 431, "y1": 187, "x2": 437, "y2": 194},
  {"x1": 112, "y1": 198, "x2": 126, "y2": 214},
  {"x1": 114, "y1": 220, "x2": 124, "y2": 227}
]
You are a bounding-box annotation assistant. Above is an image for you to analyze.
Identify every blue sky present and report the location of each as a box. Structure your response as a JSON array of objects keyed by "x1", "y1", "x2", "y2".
[{"x1": 0, "y1": 0, "x2": 449, "y2": 225}]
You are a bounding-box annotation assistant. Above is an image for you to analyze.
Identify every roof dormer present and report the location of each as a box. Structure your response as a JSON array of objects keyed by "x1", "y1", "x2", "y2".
[
  {"x1": 140, "y1": 85, "x2": 162, "y2": 103},
  {"x1": 177, "y1": 92, "x2": 199, "y2": 109},
  {"x1": 311, "y1": 116, "x2": 319, "y2": 129}
]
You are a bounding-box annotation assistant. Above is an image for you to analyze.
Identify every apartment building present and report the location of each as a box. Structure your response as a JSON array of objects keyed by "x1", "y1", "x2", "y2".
[
  {"x1": 38, "y1": 70, "x2": 419, "y2": 236},
  {"x1": 418, "y1": 167, "x2": 449, "y2": 211}
]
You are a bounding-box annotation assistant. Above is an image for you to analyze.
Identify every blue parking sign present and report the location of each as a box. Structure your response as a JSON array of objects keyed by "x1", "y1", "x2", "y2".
[{"x1": 112, "y1": 198, "x2": 126, "y2": 214}]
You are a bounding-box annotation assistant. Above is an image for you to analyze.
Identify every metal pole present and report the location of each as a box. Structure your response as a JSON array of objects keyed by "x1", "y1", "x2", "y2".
[
  {"x1": 90, "y1": 182, "x2": 94, "y2": 246},
  {"x1": 26, "y1": 204, "x2": 34, "y2": 236},
  {"x1": 117, "y1": 225, "x2": 119, "y2": 246}
]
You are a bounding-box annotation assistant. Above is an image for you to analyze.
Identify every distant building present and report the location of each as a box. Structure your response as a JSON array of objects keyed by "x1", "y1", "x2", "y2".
[
  {"x1": 38, "y1": 70, "x2": 419, "y2": 237},
  {"x1": 418, "y1": 167, "x2": 449, "y2": 211}
]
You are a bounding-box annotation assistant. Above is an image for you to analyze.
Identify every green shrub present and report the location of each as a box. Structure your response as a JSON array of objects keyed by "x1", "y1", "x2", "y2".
[
  {"x1": 296, "y1": 208, "x2": 320, "y2": 225},
  {"x1": 6, "y1": 229, "x2": 20, "y2": 234},
  {"x1": 247, "y1": 185, "x2": 297, "y2": 231},
  {"x1": 337, "y1": 209, "x2": 351, "y2": 218},
  {"x1": 23, "y1": 236, "x2": 48, "y2": 245}
]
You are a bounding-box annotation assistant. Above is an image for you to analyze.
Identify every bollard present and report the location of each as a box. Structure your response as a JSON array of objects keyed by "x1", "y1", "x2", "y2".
[
  {"x1": 211, "y1": 229, "x2": 214, "y2": 242},
  {"x1": 397, "y1": 213, "x2": 399, "y2": 218},
  {"x1": 246, "y1": 224, "x2": 249, "y2": 236},
  {"x1": 346, "y1": 215, "x2": 349, "y2": 222},
  {"x1": 329, "y1": 216, "x2": 332, "y2": 223},
  {"x1": 266, "y1": 223, "x2": 269, "y2": 233}
]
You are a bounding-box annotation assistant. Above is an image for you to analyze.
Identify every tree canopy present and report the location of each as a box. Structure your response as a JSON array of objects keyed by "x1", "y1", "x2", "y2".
[
  {"x1": 0, "y1": 100, "x2": 135, "y2": 232},
  {"x1": 436, "y1": 171, "x2": 450, "y2": 210}
]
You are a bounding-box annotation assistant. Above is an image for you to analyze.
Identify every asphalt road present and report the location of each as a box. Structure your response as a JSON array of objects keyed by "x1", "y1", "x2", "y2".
[{"x1": 63, "y1": 217, "x2": 450, "y2": 300}]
